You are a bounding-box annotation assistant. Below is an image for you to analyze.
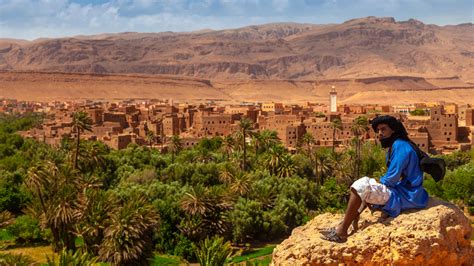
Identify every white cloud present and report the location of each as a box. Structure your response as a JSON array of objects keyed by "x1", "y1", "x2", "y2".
[
  {"x1": 0, "y1": 0, "x2": 471, "y2": 40},
  {"x1": 272, "y1": 0, "x2": 289, "y2": 12}
]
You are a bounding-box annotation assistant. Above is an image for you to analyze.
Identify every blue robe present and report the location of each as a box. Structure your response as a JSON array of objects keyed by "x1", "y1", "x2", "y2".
[{"x1": 379, "y1": 139, "x2": 429, "y2": 217}]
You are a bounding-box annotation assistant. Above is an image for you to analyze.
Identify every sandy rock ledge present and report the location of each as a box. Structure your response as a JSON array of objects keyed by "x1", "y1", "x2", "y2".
[{"x1": 271, "y1": 197, "x2": 472, "y2": 265}]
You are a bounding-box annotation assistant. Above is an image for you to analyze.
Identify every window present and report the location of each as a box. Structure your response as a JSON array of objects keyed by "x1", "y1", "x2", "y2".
[{"x1": 447, "y1": 138, "x2": 450, "y2": 141}]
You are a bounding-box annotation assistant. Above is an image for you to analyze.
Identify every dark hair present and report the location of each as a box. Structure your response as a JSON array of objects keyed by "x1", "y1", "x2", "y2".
[{"x1": 370, "y1": 115, "x2": 409, "y2": 141}]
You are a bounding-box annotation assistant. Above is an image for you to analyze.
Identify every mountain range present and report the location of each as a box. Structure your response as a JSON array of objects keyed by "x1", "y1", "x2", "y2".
[{"x1": 1, "y1": 17, "x2": 473, "y2": 82}]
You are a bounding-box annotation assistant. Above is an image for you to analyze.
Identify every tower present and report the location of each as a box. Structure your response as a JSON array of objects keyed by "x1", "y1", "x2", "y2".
[{"x1": 330, "y1": 86, "x2": 337, "y2": 113}]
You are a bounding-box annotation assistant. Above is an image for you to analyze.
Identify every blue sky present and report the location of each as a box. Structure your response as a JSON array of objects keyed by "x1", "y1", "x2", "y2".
[{"x1": 0, "y1": 0, "x2": 472, "y2": 40}]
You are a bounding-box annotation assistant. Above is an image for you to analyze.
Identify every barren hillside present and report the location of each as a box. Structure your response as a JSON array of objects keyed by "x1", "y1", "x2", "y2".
[
  {"x1": 1, "y1": 17, "x2": 472, "y2": 82},
  {"x1": 1, "y1": 71, "x2": 473, "y2": 105}
]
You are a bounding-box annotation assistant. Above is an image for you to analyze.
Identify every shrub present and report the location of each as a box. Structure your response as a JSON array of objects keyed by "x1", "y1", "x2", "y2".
[
  {"x1": 6, "y1": 215, "x2": 49, "y2": 244},
  {"x1": 229, "y1": 198, "x2": 264, "y2": 243}
]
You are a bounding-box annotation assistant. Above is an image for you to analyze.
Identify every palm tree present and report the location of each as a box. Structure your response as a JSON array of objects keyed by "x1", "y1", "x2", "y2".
[
  {"x1": 351, "y1": 116, "x2": 369, "y2": 178},
  {"x1": 249, "y1": 183, "x2": 276, "y2": 210},
  {"x1": 98, "y1": 195, "x2": 159, "y2": 265},
  {"x1": 277, "y1": 153, "x2": 296, "y2": 178},
  {"x1": 330, "y1": 151, "x2": 352, "y2": 185},
  {"x1": 180, "y1": 185, "x2": 231, "y2": 239},
  {"x1": 75, "y1": 189, "x2": 111, "y2": 255},
  {"x1": 239, "y1": 118, "x2": 253, "y2": 171},
  {"x1": 300, "y1": 133, "x2": 315, "y2": 157},
  {"x1": 169, "y1": 135, "x2": 182, "y2": 163},
  {"x1": 157, "y1": 118, "x2": 165, "y2": 151},
  {"x1": 26, "y1": 161, "x2": 79, "y2": 251},
  {"x1": 146, "y1": 130, "x2": 155, "y2": 147},
  {"x1": 180, "y1": 185, "x2": 212, "y2": 216},
  {"x1": 229, "y1": 171, "x2": 254, "y2": 196},
  {"x1": 313, "y1": 149, "x2": 332, "y2": 184},
  {"x1": 194, "y1": 236, "x2": 232, "y2": 266},
  {"x1": 80, "y1": 141, "x2": 108, "y2": 173},
  {"x1": 265, "y1": 145, "x2": 285, "y2": 176},
  {"x1": 257, "y1": 130, "x2": 280, "y2": 153},
  {"x1": 331, "y1": 118, "x2": 343, "y2": 153},
  {"x1": 72, "y1": 111, "x2": 93, "y2": 170},
  {"x1": 221, "y1": 135, "x2": 235, "y2": 160},
  {"x1": 218, "y1": 163, "x2": 236, "y2": 185}
]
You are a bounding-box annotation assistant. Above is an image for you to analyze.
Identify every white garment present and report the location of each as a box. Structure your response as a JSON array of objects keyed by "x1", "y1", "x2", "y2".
[{"x1": 351, "y1": 176, "x2": 391, "y2": 211}]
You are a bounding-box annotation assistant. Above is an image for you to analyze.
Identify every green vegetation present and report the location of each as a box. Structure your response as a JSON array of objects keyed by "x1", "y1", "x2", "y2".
[
  {"x1": 194, "y1": 236, "x2": 232, "y2": 266},
  {"x1": 228, "y1": 245, "x2": 275, "y2": 263},
  {"x1": 152, "y1": 254, "x2": 183, "y2": 265},
  {"x1": 0, "y1": 252, "x2": 35, "y2": 265},
  {"x1": 0, "y1": 112, "x2": 472, "y2": 264},
  {"x1": 409, "y1": 109, "x2": 429, "y2": 116}
]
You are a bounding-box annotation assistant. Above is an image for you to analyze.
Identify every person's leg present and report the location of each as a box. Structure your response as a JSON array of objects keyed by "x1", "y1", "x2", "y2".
[{"x1": 335, "y1": 187, "x2": 362, "y2": 237}]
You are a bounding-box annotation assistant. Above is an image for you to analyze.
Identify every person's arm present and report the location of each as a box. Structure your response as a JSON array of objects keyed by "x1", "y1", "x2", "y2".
[{"x1": 380, "y1": 143, "x2": 409, "y2": 187}]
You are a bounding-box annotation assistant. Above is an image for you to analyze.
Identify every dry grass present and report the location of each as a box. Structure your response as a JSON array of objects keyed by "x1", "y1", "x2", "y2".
[{"x1": 0, "y1": 245, "x2": 55, "y2": 263}]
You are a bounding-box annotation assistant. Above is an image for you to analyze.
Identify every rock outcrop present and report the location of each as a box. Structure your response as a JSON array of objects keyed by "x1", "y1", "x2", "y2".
[{"x1": 271, "y1": 198, "x2": 472, "y2": 265}]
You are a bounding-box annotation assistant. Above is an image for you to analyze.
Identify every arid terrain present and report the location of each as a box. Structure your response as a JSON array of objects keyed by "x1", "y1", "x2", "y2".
[
  {"x1": 0, "y1": 16, "x2": 473, "y2": 104},
  {"x1": 1, "y1": 71, "x2": 473, "y2": 105}
]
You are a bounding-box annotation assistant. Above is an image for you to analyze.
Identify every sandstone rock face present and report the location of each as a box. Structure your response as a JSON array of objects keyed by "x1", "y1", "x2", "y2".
[{"x1": 272, "y1": 198, "x2": 472, "y2": 265}]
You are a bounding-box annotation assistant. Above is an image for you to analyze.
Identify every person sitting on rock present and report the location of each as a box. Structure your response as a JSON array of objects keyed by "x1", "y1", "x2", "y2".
[{"x1": 320, "y1": 115, "x2": 429, "y2": 243}]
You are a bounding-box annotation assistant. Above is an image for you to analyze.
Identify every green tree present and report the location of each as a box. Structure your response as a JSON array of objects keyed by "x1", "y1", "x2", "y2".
[
  {"x1": 169, "y1": 135, "x2": 183, "y2": 163},
  {"x1": 253, "y1": 129, "x2": 279, "y2": 155},
  {"x1": 331, "y1": 118, "x2": 343, "y2": 153},
  {"x1": 146, "y1": 130, "x2": 155, "y2": 146},
  {"x1": 6, "y1": 214, "x2": 49, "y2": 244},
  {"x1": 276, "y1": 154, "x2": 296, "y2": 178},
  {"x1": 238, "y1": 118, "x2": 253, "y2": 171},
  {"x1": 194, "y1": 236, "x2": 232, "y2": 266},
  {"x1": 72, "y1": 111, "x2": 93, "y2": 170},
  {"x1": 98, "y1": 195, "x2": 159, "y2": 265},
  {"x1": 351, "y1": 116, "x2": 369, "y2": 178},
  {"x1": 229, "y1": 198, "x2": 264, "y2": 243},
  {"x1": 26, "y1": 161, "x2": 79, "y2": 251},
  {"x1": 221, "y1": 135, "x2": 235, "y2": 160},
  {"x1": 264, "y1": 145, "x2": 285, "y2": 176}
]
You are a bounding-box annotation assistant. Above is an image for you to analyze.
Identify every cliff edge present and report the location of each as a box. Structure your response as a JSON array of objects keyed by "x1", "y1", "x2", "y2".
[{"x1": 271, "y1": 197, "x2": 472, "y2": 265}]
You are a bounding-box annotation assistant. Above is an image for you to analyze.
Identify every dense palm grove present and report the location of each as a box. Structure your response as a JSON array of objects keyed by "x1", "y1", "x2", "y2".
[{"x1": 0, "y1": 112, "x2": 472, "y2": 264}]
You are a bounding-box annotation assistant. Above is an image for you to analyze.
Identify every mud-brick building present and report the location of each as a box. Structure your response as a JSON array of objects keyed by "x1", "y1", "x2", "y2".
[
  {"x1": 465, "y1": 108, "x2": 474, "y2": 127},
  {"x1": 86, "y1": 108, "x2": 104, "y2": 125},
  {"x1": 427, "y1": 106, "x2": 458, "y2": 148},
  {"x1": 106, "y1": 134, "x2": 132, "y2": 150},
  {"x1": 259, "y1": 114, "x2": 304, "y2": 148},
  {"x1": 261, "y1": 102, "x2": 284, "y2": 114},
  {"x1": 192, "y1": 110, "x2": 239, "y2": 138},
  {"x1": 103, "y1": 112, "x2": 128, "y2": 128}
]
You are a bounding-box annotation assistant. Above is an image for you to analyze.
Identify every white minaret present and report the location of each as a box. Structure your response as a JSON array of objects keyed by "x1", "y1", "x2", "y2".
[{"x1": 330, "y1": 86, "x2": 337, "y2": 113}]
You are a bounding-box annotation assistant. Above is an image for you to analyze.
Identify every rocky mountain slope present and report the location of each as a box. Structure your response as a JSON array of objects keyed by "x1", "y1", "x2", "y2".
[{"x1": 1, "y1": 17, "x2": 473, "y2": 82}]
